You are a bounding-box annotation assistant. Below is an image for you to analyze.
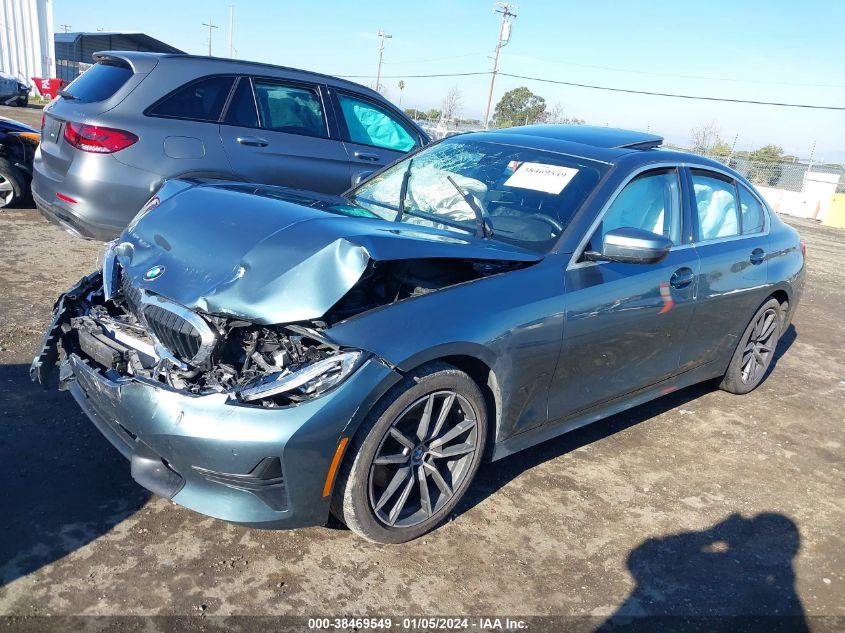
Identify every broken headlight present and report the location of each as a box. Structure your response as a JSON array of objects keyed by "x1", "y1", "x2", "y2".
[{"x1": 236, "y1": 350, "x2": 365, "y2": 403}]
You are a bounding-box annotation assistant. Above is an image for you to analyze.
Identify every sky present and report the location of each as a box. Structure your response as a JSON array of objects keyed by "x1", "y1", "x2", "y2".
[{"x1": 53, "y1": 0, "x2": 845, "y2": 161}]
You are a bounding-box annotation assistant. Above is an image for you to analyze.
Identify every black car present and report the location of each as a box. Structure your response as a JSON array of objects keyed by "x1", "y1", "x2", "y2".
[
  {"x1": 0, "y1": 117, "x2": 39, "y2": 208},
  {"x1": 0, "y1": 73, "x2": 30, "y2": 107}
]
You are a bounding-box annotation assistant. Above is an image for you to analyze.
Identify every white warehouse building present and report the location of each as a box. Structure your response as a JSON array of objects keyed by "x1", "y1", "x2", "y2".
[{"x1": 0, "y1": 0, "x2": 55, "y2": 84}]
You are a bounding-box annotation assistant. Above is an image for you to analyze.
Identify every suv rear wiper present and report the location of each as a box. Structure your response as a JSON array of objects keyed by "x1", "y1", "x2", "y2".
[
  {"x1": 446, "y1": 175, "x2": 494, "y2": 239},
  {"x1": 58, "y1": 89, "x2": 77, "y2": 100}
]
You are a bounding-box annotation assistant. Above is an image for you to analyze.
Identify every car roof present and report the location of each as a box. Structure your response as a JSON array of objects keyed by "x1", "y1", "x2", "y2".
[
  {"x1": 95, "y1": 51, "x2": 383, "y2": 100},
  {"x1": 457, "y1": 125, "x2": 740, "y2": 174},
  {"x1": 502, "y1": 124, "x2": 664, "y2": 149}
]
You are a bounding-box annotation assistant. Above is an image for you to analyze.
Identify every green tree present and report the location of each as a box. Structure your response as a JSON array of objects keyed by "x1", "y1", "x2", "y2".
[
  {"x1": 710, "y1": 138, "x2": 733, "y2": 164},
  {"x1": 747, "y1": 145, "x2": 785, "y2": 186},
  {"x1": 425, "y1": 108, "x2": 442, "y2": 121},
  {"x1": 493, "y1": 86, "x2": 546, "y2": 128}
]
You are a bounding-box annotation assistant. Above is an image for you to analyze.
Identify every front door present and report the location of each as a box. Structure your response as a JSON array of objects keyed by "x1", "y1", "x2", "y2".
[
  {"x1": 219, "y1": 77, "x2": 352, "y2": 194},
  {"x1": 548, "y1": 167, "x2": 700, "y2": 421}
]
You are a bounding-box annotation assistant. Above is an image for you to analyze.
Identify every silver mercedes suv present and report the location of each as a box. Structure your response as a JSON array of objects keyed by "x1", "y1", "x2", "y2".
[{"x1": 33, "y1": 51, "x2": 428, "y2": 241}]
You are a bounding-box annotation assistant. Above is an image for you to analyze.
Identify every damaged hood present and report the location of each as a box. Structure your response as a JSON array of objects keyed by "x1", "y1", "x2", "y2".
[{"x1": 117, "y1": 183, "x2": 542, "y2": 324}]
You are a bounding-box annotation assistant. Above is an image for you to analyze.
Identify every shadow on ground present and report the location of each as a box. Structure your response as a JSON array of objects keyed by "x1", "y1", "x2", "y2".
[
  {"x1": 597, "y1": 512, "x2": 808, "y2": 631},
  {"x1": 0, "y1": 363, "x2": 148, "y2": 586}
]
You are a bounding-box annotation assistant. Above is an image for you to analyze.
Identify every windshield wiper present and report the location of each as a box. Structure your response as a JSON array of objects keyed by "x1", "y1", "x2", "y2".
[
  {"x1": 395, "y1": 158, "x2": 413, "y2": 222},
  {"x1": 446, "y1": 175, "x2": 494, "y2": 239},
  {"x1": 58, "y1": 89, "x2": 78, "y2": 100}
]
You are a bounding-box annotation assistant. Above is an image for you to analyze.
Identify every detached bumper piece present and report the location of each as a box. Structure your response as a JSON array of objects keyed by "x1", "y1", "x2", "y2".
[{"x1": 30, "y1": 271, "x2": 102, "y2": 387}]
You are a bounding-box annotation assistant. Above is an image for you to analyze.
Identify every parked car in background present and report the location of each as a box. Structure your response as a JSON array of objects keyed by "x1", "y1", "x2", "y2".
[
  {"x1": 0, "y1": 73, "x2": 30, "y2": 107},
  {"x1": 32, "y1": 51, "x2": 429, "y2": 240},
  {"x1": 0, "y1": 116, "x2": 39, "y2": 208},
  {"x1": 32, "y1": 125, "x2": 804, "y2": 543}
]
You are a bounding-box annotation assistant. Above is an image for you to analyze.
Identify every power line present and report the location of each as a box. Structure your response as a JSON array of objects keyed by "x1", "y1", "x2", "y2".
[
  {"x1": 338, "y1": 71, "x2": 491, "y2": 79},
  {"x1": 509, "y1": 56, "x2": 845, "y2": 89},
  {"x1": 338, "y1": 68, "x2": 845, "y2": 110},
  {"x1": 498, "y1": 72, "x2": 845, "y2": 111}
]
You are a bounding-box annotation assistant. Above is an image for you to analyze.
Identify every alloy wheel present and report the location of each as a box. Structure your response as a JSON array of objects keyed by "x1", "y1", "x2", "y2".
[
  {"x1": 0, "y1": 176, "x2": 14, "y2": 207},
  {"x1": 368, "y1": 390, "x2": 479, "y2": 528},
  {"x1": 740, "y1": 307, "x2": 778, "y2": 384}
]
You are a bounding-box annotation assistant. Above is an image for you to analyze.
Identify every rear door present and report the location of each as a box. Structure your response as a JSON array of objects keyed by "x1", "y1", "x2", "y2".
[
  {"x1": 329, "y1": 89, "x2": 422, "y2": 183},
  {"x1": 219, "y1": 76, "x2": 351, "y2": 194},
  {"x1": 679, "y1": 168, "x2": 770, "y2": 370}
]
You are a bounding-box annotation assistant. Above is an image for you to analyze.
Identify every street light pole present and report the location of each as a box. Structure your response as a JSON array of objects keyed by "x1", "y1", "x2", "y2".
[
  {"x1": 483, "y1": 2, "x2": 517, "y2": 131},
  {"x1": 375, "y1": 30, "x2": 392, "y2": 93},
  {"x1": 228, "y1": 6, "x2": 234, "y2": 58}
]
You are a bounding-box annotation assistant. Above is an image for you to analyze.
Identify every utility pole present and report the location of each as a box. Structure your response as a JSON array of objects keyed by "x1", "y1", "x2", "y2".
[
  {"x1": 59, "y1": 24, "x2": 72, "y2": 33},
  {"x1": 375, "y1": 30, "x2": 392, "y2": 93},
  {"x1": 483, "y1": 2, "x2": 517, "y2": 131},
  {"x1": 228, "y1": 6, "x2": 234, "y2": 58},
  {"x1": 727, "y1": 133, "x2": 738, "y2": 164},
  {"x1": 802, "y1": 140, "x2": 817, "y2": 192},
  {"x1": 202, "y1": 19, "x2": 218, "y2": 56}
]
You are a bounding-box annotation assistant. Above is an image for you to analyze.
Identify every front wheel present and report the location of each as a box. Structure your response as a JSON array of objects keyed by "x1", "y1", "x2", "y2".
[
  {"x1": 332, "y1": 362, "x2": 487, "y2": 543},
  {"x1": 719, "y1": 298, "x2": 782, "y2": 394}
]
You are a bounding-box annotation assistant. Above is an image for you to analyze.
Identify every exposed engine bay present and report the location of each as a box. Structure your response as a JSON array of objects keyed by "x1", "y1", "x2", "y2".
[{"x1": 39, "y1": 255, "x2": 526, "y2": 407}]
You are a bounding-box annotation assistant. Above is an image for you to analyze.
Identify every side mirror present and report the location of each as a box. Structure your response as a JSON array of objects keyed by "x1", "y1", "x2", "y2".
[{"x1": 585, "y1": 227, "x2": 672, "y2": 264}]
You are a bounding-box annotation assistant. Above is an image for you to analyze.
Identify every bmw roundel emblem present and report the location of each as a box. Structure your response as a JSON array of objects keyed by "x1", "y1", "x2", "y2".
[{"x1": 143, "y1": 265, "x2": 165, "y2": 281}]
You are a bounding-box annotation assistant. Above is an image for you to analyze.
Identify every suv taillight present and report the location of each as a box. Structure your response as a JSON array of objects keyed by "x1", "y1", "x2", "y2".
[{"x1": 63, "y1": 121, "x2": 138, "y2": 153}]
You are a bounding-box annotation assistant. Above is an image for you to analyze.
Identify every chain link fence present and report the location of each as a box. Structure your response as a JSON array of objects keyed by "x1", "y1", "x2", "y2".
[
  {"x1": 669, "y1": 145, "x2": 845, "y2": 193},
  {"x1": 409, "y1": 117, "x2": 845, "y2": 194}
]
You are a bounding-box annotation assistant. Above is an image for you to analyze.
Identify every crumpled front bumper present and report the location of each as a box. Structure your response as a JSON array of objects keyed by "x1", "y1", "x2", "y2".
[{"x1": 32, "y1": 275, "x2": 401, "y2": 529}]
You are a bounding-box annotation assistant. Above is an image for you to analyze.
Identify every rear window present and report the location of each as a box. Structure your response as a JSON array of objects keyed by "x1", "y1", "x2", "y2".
[
  {"x1": 63, "y1": 62, "x2": 133, "y2": 103},
  {"x1": 148, "y1": 76, "x2": 235, "y2": 122}
]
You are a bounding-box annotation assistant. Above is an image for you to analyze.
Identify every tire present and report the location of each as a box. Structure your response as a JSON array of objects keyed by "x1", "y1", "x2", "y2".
[
  {"x1": 332, "y1": 362, "x2": 487, "y2": 543},
  {"x1": 719, "y1": 298, "x2": 782, "y2": 394},
  {"x1": 0, "y1": 159, "x2": 27, "y2": 208}
]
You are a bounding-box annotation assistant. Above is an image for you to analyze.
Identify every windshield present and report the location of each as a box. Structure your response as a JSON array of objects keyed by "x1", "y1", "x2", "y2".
[{"x1": 350, "y1": 138, "x2": 607, "y2": 252}]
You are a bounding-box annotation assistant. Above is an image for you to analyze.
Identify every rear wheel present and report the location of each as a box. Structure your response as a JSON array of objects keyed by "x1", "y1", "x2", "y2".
[
  {"x1": 719, "y1": 298, "x2": 782, "y2": 394},
  {"x1": 332, "y1": 362, "x2": 487, "y2": 543},
  {"x1": 0, "y1": 159, "x2": 26, "y2": 208}
]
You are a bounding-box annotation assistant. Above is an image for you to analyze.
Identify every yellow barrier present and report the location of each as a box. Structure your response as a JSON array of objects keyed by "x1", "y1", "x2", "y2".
[{"x1": 824, "y1": 193, "x2": 845, "y2": 229}]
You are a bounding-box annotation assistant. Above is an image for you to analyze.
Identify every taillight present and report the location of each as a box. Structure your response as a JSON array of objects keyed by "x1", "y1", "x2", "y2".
[
  {"x1": 63, "y1": 121, "x2": 138, "y2": 153},
  {"x1": 40, "y1": 113, "x2": 45, "y2": 132},
  {"x1": 800, "y1": 240, "x2": 806, "y2": 258}
]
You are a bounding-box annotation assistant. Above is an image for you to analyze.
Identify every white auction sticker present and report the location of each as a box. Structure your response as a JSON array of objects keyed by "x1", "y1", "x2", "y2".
[{"x1": 503, "y1": 162, "x2": 580, "y2": 194}]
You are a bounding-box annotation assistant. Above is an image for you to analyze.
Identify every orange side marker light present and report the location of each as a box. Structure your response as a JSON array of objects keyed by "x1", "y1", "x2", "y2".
[{"x1": 322, "y1": 437, "x2": 350, "y2": 497}]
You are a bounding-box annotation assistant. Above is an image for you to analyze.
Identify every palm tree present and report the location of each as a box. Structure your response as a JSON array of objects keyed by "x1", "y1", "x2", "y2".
[{"x1": 398, "y1": 80, "x2": 405, "y2": 106}]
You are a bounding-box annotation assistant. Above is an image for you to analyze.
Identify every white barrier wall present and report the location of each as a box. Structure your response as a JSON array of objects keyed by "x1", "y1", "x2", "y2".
[
  {"x1": 758, "y1": 172, "x2": 840, "y2": 222},
  {"x1": 0, "y1": 0, "x2": 54, "y2": 84}
]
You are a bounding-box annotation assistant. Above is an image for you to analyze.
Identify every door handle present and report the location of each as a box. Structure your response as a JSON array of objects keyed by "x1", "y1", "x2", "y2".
[
  {"x1": 669, "y1": 267, "x2": 694, "y2": 289},
  {"x1": 354, "y1": 151, "x2": 380, "y2": 162},
  {"x1": 750, "y1": 247, "x2": 766, "y2": 265},
  {"x1": 236, "y1": 136, "x2": 269, "y2": 147}
]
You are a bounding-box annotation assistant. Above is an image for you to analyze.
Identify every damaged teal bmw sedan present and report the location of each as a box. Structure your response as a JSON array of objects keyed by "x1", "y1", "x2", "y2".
[{"x1": 32, "y1": 126, "x2": 804, "y2": 542}]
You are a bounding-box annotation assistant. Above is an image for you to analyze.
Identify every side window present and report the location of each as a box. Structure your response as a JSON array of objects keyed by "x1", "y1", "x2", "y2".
[
  {"x1": 253, "y1": 80, "x2": 327, "y2": 138},
  {"x1": 148, "y1": 76, "x2": 235, "y2": 121},
  {"x1": 223, "y1": 77, "x2": 259, "y2": 128},
  {"x1": 739, "y1": 184, "x2": 766, "y2": 234},
  {"x1": 691, "y1": 171, "x2": 740, "y2": 240},
  {"x1": 588, "y1": 168, "x2": 681, "y2": 252},
  {"x1": 337, "y1": 94, "x2": 417, "y2": 152}
]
